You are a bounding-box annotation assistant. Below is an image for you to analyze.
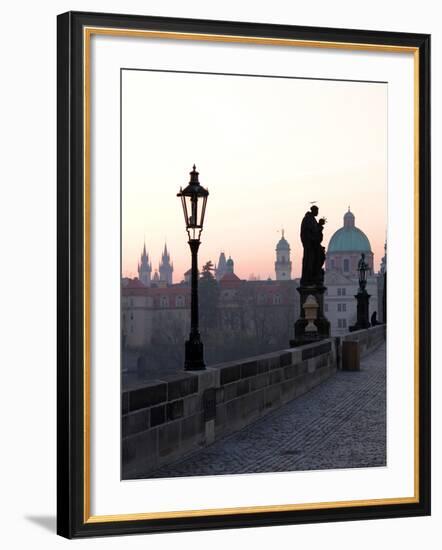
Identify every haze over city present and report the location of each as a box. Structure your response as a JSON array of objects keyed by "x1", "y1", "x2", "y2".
[{"x1": 122, "y1": 69, "x2": 387, "y2": 281}]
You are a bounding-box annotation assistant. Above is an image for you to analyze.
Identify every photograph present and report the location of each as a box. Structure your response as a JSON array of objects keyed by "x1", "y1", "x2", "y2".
[
  {"x1": 121, "y1": 68, "x2": 388, "y2": 480},
  {"x1": 55, "y1": 10, "x2": 430, "y2": 538},
  {"x1": 1, "y1": 0, "x2": 438, "y2": 546}
]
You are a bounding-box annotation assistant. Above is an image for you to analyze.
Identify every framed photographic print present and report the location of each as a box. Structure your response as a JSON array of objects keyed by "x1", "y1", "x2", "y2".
[{"x1": 57, "y1": 11, "x2": 431, "y2": 538}]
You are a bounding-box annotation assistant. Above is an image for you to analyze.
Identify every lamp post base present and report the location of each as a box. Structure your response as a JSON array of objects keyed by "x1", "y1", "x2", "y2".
[
  {"x1": 184, "y1": 336, "x2": 206, "y2": 371},
  {"x1": 349, "y1": 290, "x2": 371, "y2": 332}
]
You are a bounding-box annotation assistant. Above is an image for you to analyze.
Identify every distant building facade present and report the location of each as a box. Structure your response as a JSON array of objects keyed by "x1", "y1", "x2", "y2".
[
  {"x1": 324, "y1": 208, "x2": 382, "y2": 336},
  {"x1": 324, "y1": 271, "x2": 379, "y2": 336},
  {"x1": 122, "y1": 279, "x2": 190, "y2": 350},
  {"x1": 122, "y1": 243, "x2": 299, "y2": 356},
  {"x1": 122, "y1": 279, "x2": 298, "y2": 351},
  {"x1": 123, "y1": 217, "x2": 385, "y2": 363}
]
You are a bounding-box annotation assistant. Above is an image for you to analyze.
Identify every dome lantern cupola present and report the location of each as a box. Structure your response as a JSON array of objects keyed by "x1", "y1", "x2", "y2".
[
  {"x1": 276, "y1": 228, "x2": 290, "y2": 251},
  {"x1": 343, "y1": 207, "x2": 355, "y2": 229},
  {"x1": 226, "y1": 256, "x2": 234, "y2": 274}
]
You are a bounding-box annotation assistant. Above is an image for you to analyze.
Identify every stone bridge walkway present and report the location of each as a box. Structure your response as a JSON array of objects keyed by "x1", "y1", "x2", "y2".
[{"x1": 148, "y1": 343, "x2": 386, "y2": 478}]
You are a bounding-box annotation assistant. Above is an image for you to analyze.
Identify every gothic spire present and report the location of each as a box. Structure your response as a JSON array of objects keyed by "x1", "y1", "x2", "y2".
[{"x1": 159, "y1": 242, "x2": 173, "y2": 284}]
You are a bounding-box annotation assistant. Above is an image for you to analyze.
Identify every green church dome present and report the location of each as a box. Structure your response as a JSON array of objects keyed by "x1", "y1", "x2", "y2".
[{"x1": 327, "y1": 210, "x2": 372, "y2": 253}]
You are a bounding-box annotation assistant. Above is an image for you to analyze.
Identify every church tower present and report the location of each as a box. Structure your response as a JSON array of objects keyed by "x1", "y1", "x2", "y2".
[
  {"x1": 159, "y1": 243, "x2": 174, "y2": 285},
  {"x1": 275, "y1": 230, "x2": 292, "y2": 280},
  {"x1": 215, "y1": 252, "x2": 228, "y2": 281},
  {"x1": 138, "y1": 241, "x2": 152, "y2": 286}
]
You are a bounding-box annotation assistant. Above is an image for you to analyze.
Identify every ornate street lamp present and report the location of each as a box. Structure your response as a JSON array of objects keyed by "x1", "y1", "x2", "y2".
[
  {"x1": 357, "y1": 253, "x2": 369, "y2": 291},
  {"x1": 177, "y1": 165, "x2": 209, "y2": 371},
  {"x1": 350, "y1": 253, "x2": 371, "y2": 332}
]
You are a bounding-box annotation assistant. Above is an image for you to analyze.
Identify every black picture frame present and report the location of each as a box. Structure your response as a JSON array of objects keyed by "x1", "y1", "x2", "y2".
[{"x1": 57, "y1": 10, "x2": 431, "y2": 538}]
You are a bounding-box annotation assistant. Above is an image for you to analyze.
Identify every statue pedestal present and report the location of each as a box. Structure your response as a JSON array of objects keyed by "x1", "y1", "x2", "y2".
[
  {"x1": 290, "y1": 285, "x2": 330, "y2": 347},
  {"x1": 349, "y1": 290, "x2": 371, "y2": 332}
]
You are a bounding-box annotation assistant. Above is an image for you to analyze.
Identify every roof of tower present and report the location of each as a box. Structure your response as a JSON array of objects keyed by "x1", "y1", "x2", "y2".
[
  {"x1": 141, "y1": 243, "x2": 148, "y2": 260},
  {"x1": 276, "y1": 237, "x2": 290, "y2": 251},
  {"x1": 218, "y1": 251, "x2": 227, "y2": 265},
  {"x1": 276, "y1": 229, "x2": 290, "y2": 251}
]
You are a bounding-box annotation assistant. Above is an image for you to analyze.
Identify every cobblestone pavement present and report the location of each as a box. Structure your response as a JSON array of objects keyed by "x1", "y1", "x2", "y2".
[{"x1": 149, "y1": 343, "x2": 386, "y2": 478}]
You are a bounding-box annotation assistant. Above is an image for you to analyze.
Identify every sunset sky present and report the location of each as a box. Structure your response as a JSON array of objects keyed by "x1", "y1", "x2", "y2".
[{"x1": 122, "y1": 69, "x2": 387, "y2": 281}]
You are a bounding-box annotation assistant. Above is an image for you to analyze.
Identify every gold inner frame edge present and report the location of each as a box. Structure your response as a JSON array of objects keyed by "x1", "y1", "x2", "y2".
[{"x1": 82, "y1": 26, "x2": 420, "y2": 524}]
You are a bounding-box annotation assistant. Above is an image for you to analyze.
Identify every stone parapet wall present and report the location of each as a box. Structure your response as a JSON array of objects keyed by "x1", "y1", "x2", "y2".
[
  {"x1": 122, "y1": 339, "x2": 337, "y2": 478},
  {"x1": 340, "y1": 324, "x2": 386, "y2": 358},
  {"x1": 122, "y1": 326, "x2": 386, "y2": 478}
]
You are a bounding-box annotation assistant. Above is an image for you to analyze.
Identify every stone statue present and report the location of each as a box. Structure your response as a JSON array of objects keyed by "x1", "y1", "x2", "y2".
[
  {"x1": 292, "y1": 205, "x2": 330, "y2": 346},
  {"x1": 300, "y1": 205, "x2": 327, "y2": 286}
]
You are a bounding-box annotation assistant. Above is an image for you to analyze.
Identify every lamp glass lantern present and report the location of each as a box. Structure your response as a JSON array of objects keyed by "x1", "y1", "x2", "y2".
[
  {"x1": 357, "y1": 253, "x2": 368, "y2": 290},
  {"x1": 177, "y1": 165, "x2": 209, "y2": 241}
]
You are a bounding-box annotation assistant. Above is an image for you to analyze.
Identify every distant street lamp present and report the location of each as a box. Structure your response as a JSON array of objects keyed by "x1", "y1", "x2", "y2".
[
  {"x1": 350, "y1": 253, "x2": 371, "y2": 332},
  {"x1": 357, "y1": 253, "x2": 369, "y2": 291},
  {"x1": 177, "y1": 165, "x2": 209, "y2": 371}
]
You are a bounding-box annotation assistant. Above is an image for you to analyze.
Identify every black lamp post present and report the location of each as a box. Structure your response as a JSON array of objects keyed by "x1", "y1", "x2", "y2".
[
  {"x1": 350, "y1": 253, "x2": 371, "y2": 332},
  {"x1": 177, "y1": 165, "x2": 209, "y2": 371}
]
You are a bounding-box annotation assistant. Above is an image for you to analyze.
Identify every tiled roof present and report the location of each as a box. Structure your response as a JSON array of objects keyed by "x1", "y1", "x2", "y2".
[
  {"x1": 124, "y1": 278, "x2": 146, "y2": 289},
  {"x1": 219, "y1": 272, "x2": 241, "y2": 283}
]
